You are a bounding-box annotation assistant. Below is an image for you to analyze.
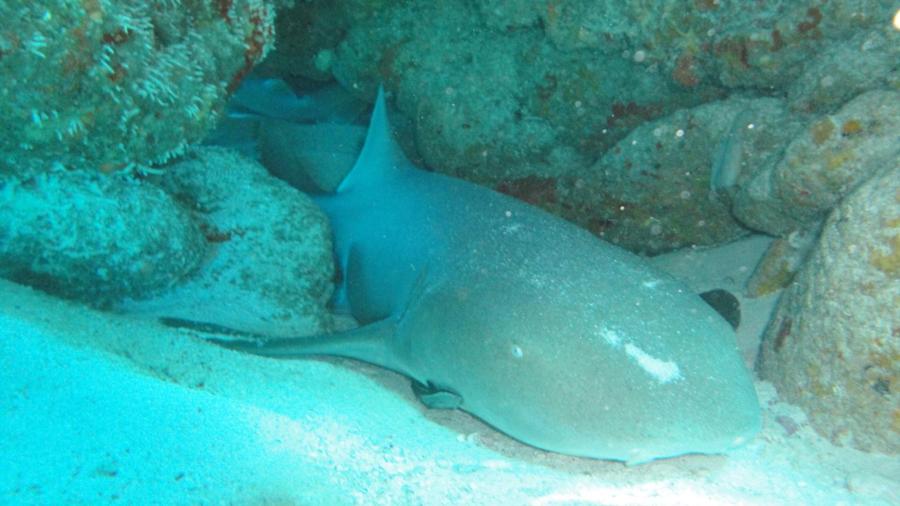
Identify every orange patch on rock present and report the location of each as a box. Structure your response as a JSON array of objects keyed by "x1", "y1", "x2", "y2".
[{"x1": 673, "y1": 51, "x2": 700, "y2": 87}]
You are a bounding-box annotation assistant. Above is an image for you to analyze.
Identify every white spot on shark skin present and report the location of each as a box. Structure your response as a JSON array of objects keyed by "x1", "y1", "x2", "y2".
[
  {"x1": 502, "y1": 222, "x2": 524, "y2": 235},
  {"x1": 598, "y1": 327, "x2": 682, "y2": 384},
  {"x1": 642, "y1": 278, "x2": 661, "y2": 289},
  {"x1": 624, "y1": 343, "x2": 683, "y2": 384},
  {"x1": 600, "y1": 328, "x2": 622, "y2": 346},
  {"x1": 731, "y1": 435, "x2": 748, "y2": 447}
]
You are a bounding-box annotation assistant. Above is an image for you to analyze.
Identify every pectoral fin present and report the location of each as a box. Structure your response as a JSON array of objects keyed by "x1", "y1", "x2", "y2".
[{"x1": 411, "y1": 380, "x2": 463, "y2": 409}]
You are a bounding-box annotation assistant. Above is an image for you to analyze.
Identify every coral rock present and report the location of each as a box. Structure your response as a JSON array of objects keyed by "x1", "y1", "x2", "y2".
[
  {"x1": 124, "y1": 147, "x2": 335, "y2": 337},
  {"x1": 758, "y1": 165, "x2": 900, "y2": 454},
  {"x1": 559, "y1": 97, "x2": 800, "y2": 254},
  {"x1": 734, "y1": 90, "x2": 900, "y2": 236},
  {"x1": 0, "y1": 0, "x2": 278, "y2": 176},
  {"x1": 0, "y1": 169, "x2": 205, "y2": 305}
]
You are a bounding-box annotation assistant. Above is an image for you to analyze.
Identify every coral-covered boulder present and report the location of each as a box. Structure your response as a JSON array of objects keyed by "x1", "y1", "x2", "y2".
[
  {"x1": 758, "y1": 165, "x2": 900, "y2": 454},
  {"x1": 555, "y1": 97, "x2": 802, "y2": 254},
  {"x1": 0, "y1": 0, "x2": 278, "y2": 176},
  {"x1": 327, "y1": 0, "x2": 717, "y2": 185},
  {"x1": 734, "y1": 90, "x2": 900, "y2": 236},
  {"x1": 0, "y1": 169, "x2": 206, "y2": 305},
  {"x1": 787, "y1": 27, "x2": 899, "y2": 114},
  {"x1": 124, "y1": 147, "x2": 335, "y2": 337}
]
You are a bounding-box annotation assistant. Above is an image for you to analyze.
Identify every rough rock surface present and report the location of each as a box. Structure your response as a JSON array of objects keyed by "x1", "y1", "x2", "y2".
[
  {"x1": 255, "y1": 0, "x2": 351, "y2": 82},
  {"x1": 0, "y1": 169, "x2": 205, "y2": 305},
  {"x1": 745, "y1": 225, "x2": 821, "y2": 298},
  {"x1": 315, "y1": 0, "x2": 894, "y2": 177},
  {"x1": 734, "y1": 90, "x2": 900, "y2": 236},
  {"x1": 0, "y1": 0, "x2": 278, "y2": 176},
  {"x1": 758, "y1": 165, "x2": 900, "y2": 454},
  {"x1": 328, "y1": 0, "x2": 717, "y2": 184},
  {"x1": 787, "y1": 27, "x2": 900, "y2": 114},
  {"x1": 554, "y1": 97, "x2": 803, "y2": 254},
  {"x1": 124, "y1": 147, "x2": 335, "y2": 337}
]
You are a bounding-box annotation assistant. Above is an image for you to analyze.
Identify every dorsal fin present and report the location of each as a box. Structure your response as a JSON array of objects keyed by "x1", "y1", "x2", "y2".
[{"x1": 337, "y1": 86, "x2": 409, "y2": 193}]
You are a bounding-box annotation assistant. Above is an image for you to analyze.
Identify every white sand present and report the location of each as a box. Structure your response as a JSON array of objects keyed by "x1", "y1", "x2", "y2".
[{"x1": 2, "y1": 235, "x2": 897, "y2": 505}]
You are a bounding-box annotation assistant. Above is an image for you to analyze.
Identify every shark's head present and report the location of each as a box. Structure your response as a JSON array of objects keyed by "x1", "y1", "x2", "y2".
[{"x1": 403, "y1": 256, "x2": 761, "y2": 464}]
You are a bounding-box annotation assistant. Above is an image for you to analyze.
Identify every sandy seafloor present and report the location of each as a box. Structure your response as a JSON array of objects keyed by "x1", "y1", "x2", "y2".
[{"x1": 1, "y1": 234, "x2": 898, "y2": 505}]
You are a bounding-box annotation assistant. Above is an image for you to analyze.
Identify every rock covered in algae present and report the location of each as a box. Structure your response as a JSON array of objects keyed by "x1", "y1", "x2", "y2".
[
  {"x1": 0, "y1": 0, "x2": 287, "y2": 305},
  {"x1": 757, "y1": 165, "x2": 900, "y2": 454},
  {"x1": 734, "y1": 90, "x2": 900, "y2": 236},
  {"x1": 555, "y1": 96, "x2": 803, "y2": 254},
  {"x1": 0, "y1": 169, "x2": 205, "y2": 305},
  {"x1": 745, "y1": 226, "x2": 822, "y2": 298},
  {"x1": 787, "y1": 27, "x2": 899, "y2": 114},
  {"x1": 123, "y1": 147, "x2": 335, "y2": 337},
  {"x1": 0, "y1": 0, "x2": 279, "y2": 177}
]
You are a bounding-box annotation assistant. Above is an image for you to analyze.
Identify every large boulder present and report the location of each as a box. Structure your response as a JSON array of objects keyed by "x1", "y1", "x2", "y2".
[
  {"x1": 787, "y1": 27, "x2": 899, "y2": 114},
  {"x1": 123, "y1": 147, "x2": 335, "y2": 337},
  {"x1": 758, "y1": 165, "x2": 900, "y2": 454},
  {"x1": 0, "y1": 0, "x2": 284, "y2": 306},
  {"x1": 0, "y1": 0, "x2": 279, "y2": 176},
  {"x1": 734, "y1": 90, "x2": 900, "y2": 236},
  {"x1": 555, "y1": 96, "x2": 803, "y2": 254},
  {"x1": 0, "y1": 169, "x2": 206, "y2": 305}
]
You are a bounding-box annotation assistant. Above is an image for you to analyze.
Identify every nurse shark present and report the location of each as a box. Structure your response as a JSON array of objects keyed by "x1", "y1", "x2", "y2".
[{"x1": 207, "y1": 87, "x2": 761, "y2": 464}]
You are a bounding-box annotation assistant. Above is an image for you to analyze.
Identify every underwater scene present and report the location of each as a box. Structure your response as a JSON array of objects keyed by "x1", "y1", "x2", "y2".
[{"x1": 1, "y1": 1, "x2": 898, "y2": 504}]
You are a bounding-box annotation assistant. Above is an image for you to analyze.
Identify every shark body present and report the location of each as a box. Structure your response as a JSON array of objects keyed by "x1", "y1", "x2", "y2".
[{"x1": 214, "y1": 88, "x2": 761, "y2": 464}]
